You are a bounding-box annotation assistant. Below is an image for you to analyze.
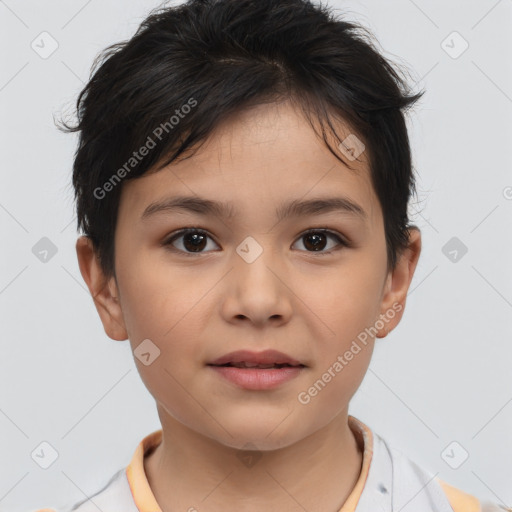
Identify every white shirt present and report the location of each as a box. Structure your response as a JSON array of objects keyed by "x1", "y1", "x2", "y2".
[{"x1": 35, "y1": 415, "x2": 506, "y2": 512}]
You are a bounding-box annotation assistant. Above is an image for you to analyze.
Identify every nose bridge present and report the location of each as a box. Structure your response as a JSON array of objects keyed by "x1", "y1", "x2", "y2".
[
  {"x1": 234, "y1": 234, "x2": 279, "y2": 290},
  {"x1": 226, "y1": 233, "x2": 292, "y2": 323}
]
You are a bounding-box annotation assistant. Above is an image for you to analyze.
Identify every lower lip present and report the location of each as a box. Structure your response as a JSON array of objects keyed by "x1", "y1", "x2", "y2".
[{"x1": 208, "y1": 365, "x2": 304, "y2": 390}]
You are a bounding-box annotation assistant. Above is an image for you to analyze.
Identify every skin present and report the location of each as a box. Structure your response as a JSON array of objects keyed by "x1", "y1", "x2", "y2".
[{"x1": 76, "y1": 99, "x2": 421, "y2": 512}]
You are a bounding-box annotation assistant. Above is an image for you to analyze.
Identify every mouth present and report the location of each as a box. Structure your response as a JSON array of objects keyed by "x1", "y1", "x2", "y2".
[
  {"x1": 210, "y1": 362, "x2": 305, "y2": 369},
  {"x1": 207, "y1": 349, "x2": 306, "y2": 390},
  {"x1": 207, "y1": 349, "x2": 306, "y2": 368}
]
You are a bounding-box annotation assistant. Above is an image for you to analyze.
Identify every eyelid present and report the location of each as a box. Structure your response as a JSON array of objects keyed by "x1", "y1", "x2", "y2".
[
  {"x1": 161, "y1": 226, "x2": 350, "y2": 256},
  {"x1": 299, "y1": 228, "x2": 350, "y2": 246},
  {"x1": 161, "y1": 227, "x2": 220, "y2": 254},
  {"x1": 292, "y1": 228, "x2": 350, "y2": 256}
]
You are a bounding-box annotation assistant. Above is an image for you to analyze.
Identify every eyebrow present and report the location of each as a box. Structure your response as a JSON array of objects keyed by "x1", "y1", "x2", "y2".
[{"x1": 140, "y1": 195, "x2": 368, "y2": 222}]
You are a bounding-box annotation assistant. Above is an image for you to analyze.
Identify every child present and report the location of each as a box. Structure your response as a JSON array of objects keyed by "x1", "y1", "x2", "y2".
[{"x1": 37, "y1": 0, "x2": 508, "y2": 510}]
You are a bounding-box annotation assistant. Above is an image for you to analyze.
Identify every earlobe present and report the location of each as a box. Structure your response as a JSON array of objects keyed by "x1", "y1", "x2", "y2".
[
  {"x1": 375, "y1": 227, "x2": 422, "y2": 339},
  {"x1": 75, "y1": 236, "x2": 128, "y2": 341}
]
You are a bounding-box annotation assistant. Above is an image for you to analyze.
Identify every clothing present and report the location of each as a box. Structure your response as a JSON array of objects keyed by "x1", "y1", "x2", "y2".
[{"x1": 34, "y1": 415, "x2": 508, "y2": 512}]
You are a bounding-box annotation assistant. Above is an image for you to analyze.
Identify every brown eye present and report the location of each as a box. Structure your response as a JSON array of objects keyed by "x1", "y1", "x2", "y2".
[
  {"x1": 163, "y1": 229, "x2": 220, "y2": 255},
  {"x1": 163, "y1": 227, "x2": 348, "y2": 257},
  {"x1": 303, "y1": 232, "x2": 328, "y2": 251},
  {"x1": 182, "y1": 232, "x2": 207, "y2": 252},
  {"x1": 292, "y1": 229, "x2": 347, "y2": 254}
]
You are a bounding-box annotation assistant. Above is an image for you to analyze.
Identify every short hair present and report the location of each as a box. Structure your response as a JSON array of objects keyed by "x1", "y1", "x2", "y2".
[{"x1": 58, "y1": 0, "x2": 424, "y2": 280}]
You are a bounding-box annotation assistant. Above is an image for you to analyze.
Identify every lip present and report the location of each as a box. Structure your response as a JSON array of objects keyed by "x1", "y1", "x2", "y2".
[
  {"x1": 207, "y1": 349, "x2": 306, "y2": 390},
  {"x1": 208, "y1": 349, "x2": 304, "y2": 367},
  {"x1": 209, "y1": 365, "x2": 304, "y2": 390}
]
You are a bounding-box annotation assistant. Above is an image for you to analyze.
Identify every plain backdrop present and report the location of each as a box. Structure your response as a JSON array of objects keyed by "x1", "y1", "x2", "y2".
[{"x1": 1, "y1": 0, "x2": 511, "y2": 510}]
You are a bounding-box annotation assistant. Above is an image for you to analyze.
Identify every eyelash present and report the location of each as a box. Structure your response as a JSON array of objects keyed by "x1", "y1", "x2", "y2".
[{"x1": 161, "y1": 227, "x2": 350, "y2": 257}]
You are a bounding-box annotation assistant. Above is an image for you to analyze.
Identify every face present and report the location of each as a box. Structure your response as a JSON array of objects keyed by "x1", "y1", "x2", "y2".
[{"x1": 77, "y1": 100, "x2": 421, "y2": 451}]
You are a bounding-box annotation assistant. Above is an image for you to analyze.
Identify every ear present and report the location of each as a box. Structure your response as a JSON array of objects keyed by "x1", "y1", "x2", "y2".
[
  {"x1": 375, "y1": 227, "x2": 421, "y2": 338},
  {"x1": 75, "y1": 236, "x2": 128, "y2": 341}
]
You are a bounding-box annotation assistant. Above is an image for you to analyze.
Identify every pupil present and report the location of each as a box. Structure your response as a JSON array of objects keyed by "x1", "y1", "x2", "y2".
[
  {"x1": 184, "y1": 232, "x2": 206, "y2": 252},
  {"x1": 304, "y1": 233, "x2": 326, "y2": 251}
]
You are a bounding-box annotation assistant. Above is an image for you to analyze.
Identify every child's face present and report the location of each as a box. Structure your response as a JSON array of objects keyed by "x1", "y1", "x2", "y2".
[{"x1": 78, "y1": 100, "x2": 420, "y2": 450}]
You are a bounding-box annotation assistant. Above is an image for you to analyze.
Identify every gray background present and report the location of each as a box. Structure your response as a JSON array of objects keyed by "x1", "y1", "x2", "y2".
[{"x1": 1, "y1": 0, "x2": 511, "y2": 510}]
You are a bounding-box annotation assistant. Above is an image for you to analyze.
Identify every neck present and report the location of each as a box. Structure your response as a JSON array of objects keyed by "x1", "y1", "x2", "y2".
[{"x1": 144, "y1": 409, "x2": 364, "y2": 512}]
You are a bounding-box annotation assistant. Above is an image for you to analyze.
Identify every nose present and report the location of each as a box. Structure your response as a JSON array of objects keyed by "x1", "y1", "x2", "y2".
[{"x1": 220, "y1": 240, "x2": 293, "y2": 327}]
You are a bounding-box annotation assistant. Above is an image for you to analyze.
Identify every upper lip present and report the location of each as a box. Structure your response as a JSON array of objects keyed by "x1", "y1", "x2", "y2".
[{"x1": 208, "y1": 349, "x2": 305, "y2": 367}]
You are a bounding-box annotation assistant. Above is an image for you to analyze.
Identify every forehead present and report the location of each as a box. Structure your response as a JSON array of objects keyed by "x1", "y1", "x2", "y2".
[{"x1": 118, "y1": 101, "x2": 380, "y2": 226}]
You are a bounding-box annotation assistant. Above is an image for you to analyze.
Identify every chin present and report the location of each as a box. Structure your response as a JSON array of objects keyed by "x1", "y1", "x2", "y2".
[
  {"x1": 209, "y1": 419, "x2": 309, "y2": 452},
  {"x1": 220, "y1": 434, "x2": 301, "y2": 453}
]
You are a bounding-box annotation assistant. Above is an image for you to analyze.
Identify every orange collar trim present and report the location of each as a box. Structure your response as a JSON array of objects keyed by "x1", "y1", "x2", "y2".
[{"x1": 125, "y1": 415, "x2": 374, "y2": 512}]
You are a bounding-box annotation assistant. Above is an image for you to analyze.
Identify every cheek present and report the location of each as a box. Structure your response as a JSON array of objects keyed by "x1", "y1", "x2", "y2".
[
  {"x1": 119, "y1": 268, "x2": 215, "y2": 378},
  {"x1": 123, "y1": 285, "x2": 204, "y2": 357},
  {"x1": 117, "y1": 249, "x2": 192, "y2": 339},
  {"x1": 296, "y1": 341, "x2": 374, "y2": 431},
  {"x1": 292, "y1": 261, "x2": 382, "y2": 393},
  {"x1": 297, "y1": 263, "x2": 383, "y2": 340},
  {"x1": 121, "y1": 280, "x2": 208, "y2": 416}
]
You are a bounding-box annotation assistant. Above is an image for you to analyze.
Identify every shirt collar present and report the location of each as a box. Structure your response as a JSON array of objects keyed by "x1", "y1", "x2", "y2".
[
  {"x1": 126, "y1": 415, "x2": 374, "y2": 512},
  {"x1": 126, "y1": 428, "x2": 163, "y2": 512}
]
